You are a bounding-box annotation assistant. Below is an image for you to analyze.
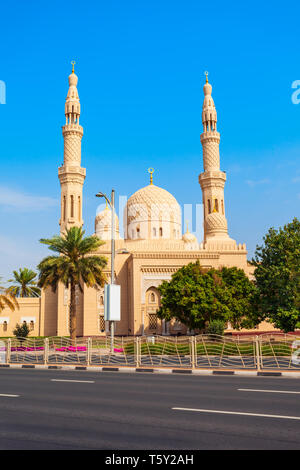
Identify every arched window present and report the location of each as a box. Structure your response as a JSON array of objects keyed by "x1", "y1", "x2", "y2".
[
  {"x1": 159, "y1": 227, "x2": 163, "y2": 237},
  {"x1": 153, "y1": 227, "x2": 156, "y2": 237},
  {"x1": 70, "y1": 195, "x2": 74, "y2": 218},
  {"x1": 30, "y1": 321, "x2": 34, "y2": 331},
  {"x1": 78, "y1": 196, "x2": 81, "y2": 220},
  {"x1": 137, "y1": 227, "x2": 140, "y2": 238},
  {"x1": 100, "y1": 296, "x2": 104, "y2": 306},
  {"x1": 208, "y1": 200, "x2": 211, "y2": 214},
  {"x1": 3, "y1": 321, "x2": 7, "y2": 332},
  {"x1": 63, "y1": 196, "x2": 66, "y2": 221},
  {"x1": 214, "y1": 199, "x2": 219, "y2": 212},
  {"x1": 149, "y1": 292, "x2": 156, "y2": 303}
]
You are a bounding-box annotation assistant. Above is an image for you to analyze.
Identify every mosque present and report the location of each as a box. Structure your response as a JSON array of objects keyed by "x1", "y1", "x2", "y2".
[{"x1": 0, "y1": 66, "x2": 257, "y2": 337}]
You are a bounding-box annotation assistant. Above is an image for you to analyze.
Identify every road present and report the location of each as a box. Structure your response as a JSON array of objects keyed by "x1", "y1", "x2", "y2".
[{"x1": 0, "y1": 369, "x2": 300, "y2": 450}]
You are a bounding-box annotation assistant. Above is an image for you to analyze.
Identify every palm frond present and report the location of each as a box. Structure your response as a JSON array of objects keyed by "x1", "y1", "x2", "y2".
[
  {"x1": 0, "y1": 285, "x2": 19, "y2": 312},
  {"x1": 7, "y1": 268, "x2": 40, "y2": 298}
]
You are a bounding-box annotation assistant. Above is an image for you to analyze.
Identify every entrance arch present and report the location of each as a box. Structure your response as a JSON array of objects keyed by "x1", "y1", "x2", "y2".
[{"x1": 144, "y1": 286, "x2": 161, "y2": 335}]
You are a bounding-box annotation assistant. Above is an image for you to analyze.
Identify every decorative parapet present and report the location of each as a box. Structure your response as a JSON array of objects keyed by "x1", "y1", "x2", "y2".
[
  {"x1": 141, "y1": 266, "x2": 183, "y2": 273},
  {"x1": 132, "y1": 252, "x2": 220, "y2": 259}
]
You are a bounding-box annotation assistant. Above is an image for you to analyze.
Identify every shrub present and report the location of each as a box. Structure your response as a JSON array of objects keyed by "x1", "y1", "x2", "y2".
[
  {"x1": 13, "y1": 323, "x2": 30, "y2": 338},
  {"x1": 205, "y1": 320, "x2": 225, "y2": 337}
]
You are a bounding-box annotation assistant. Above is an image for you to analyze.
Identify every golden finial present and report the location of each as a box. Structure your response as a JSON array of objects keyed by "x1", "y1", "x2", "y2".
[
  {"x1": 204, "y1": 71, "x2": 209, "y2": 83},
  {"x1": 71, "y1": 60, "x2": 76, "y2": 73},
  {"x1": 148, "y1": 167, "x2": 154, "y2": 185}
]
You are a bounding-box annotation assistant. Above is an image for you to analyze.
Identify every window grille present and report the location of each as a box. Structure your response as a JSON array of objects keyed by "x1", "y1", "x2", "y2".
[
  {"x1": 99, "y1": 315, "x2": 105, "y2": 333},
  {"x1": 149, "y1": 313, "x2": 157, "y2": 330}
]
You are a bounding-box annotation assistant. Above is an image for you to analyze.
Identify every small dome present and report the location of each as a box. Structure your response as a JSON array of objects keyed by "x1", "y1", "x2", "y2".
[
  {"x1": 125, "y1": 184, "x2": 181, "y2": 240},
  {"x1": 182, "y1": 230, "x2": 198, "y2": 244},
  {"x1": 182, "y1": 225, "x2": 198, "y2": 250},
  {"x1": 95, "y1": 206, "x2": 120, "y2": 240}
]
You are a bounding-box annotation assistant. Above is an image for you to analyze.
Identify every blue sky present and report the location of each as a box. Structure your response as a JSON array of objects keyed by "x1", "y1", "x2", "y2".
[{"x1": 0, "y1": 0, "x2": 300, "y2": 281}]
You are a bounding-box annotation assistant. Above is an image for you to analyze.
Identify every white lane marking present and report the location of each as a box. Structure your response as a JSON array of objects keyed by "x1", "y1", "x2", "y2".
[
  {"x1": 172, "y1": 407, "x2": 300, "y2": 421},
  {"x1": 51, "y1": 379, "x2": 95, "y2": 383},
  {"x1": 0, "y1": 394, "x2": 19, "y2": 397},
  {"x1": 238, "y1": 388, "x2": 300, "y2": 395}
]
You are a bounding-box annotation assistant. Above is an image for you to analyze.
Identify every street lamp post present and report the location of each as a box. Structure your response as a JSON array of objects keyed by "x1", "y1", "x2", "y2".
[
  {"x1": 110, "y1": 189, "x2": 115, "y2": 352},
  {"x1": 96, "y1": 189, "x2": 115, "y2": 352}
]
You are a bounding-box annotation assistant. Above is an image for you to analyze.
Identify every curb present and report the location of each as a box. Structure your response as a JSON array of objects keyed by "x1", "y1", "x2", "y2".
[{"x1": 1, "y1": 363, "x2": 300, "y2": 378}]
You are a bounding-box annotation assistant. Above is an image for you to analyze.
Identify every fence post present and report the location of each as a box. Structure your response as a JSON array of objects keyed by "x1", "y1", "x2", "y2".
[
  {"x1": 87, "y1": 337, "x2": 91, "y2": 366},
  {"x1": 190, "y1": 337, "x2": 195, "y2": 368},
  {"x1": 44, "y1": 338, "x2": 49, "y2": 365},
  {"x1": 7, "y1": 338, "x2": 11, "y2": 364},
  {"x1": 255, "y1": 336, "x2": 261, "y2": 371},
  {"x1": 136, "y1": 336, "x2": 140, "y2": 368}
]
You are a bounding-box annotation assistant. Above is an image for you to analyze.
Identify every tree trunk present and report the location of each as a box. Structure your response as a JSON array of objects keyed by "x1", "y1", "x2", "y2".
[{"x1": 69, "y1": 281, "x2": 77, "y2": 341}]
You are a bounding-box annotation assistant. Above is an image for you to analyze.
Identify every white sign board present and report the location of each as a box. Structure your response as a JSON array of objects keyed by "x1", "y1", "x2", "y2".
[
  {"x1": 104, "y1": 284, "x2": 121, "y2": 321},
  {"x1": 0, "y1": 341, "x2": 6, "y2": 364}
]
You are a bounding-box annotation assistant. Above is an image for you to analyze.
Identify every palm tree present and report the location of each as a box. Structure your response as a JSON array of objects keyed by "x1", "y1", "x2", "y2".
[
  {"x1": 0, "y1": 277, "x2": 19, "y2": 312},
  {"x1": 7, "y1": 268, "x2": 41, "y2": 297},
  {"x1": 37, "y1": 227, "x2": 107, "y2": 340}
]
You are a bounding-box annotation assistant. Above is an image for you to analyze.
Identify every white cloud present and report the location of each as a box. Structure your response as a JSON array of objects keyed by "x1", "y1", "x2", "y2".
[
  {"x1": 0, "y1": 186, "x2": 57, "y2": 211},
  {"x1": 245, "y1": 179, "x2": 270, "y2": 187}
]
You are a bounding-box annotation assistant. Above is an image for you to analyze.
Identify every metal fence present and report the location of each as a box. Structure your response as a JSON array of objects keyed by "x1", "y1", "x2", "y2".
[{"x1": 1, "y1": 334, "x2": 300, "y2": 370}]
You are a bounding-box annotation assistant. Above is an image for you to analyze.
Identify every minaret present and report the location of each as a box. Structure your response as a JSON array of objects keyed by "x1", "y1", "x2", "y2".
[
  {"x1": 58, "y1": 61, "x2": 86, "y2": 233},
  {"x1": 199, "y1": 73, "x2": 235, "y2": 247}
]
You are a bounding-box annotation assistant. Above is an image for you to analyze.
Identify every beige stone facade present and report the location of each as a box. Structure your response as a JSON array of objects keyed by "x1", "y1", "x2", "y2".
[
  {"x1": 0, "y1": 298, "x2": 41, "y2": 337},
  {"x1": 0, "y1": 67, "x2": 279, "y2": 338}
]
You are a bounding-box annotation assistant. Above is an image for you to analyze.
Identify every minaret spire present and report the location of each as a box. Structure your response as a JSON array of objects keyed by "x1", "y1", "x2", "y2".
[
  {"x1": 58, "y1": 62, "x2": 86, "y2": 233},
  {"x1": 199, "y1": 73, "x2": 235, "y2": 247}
]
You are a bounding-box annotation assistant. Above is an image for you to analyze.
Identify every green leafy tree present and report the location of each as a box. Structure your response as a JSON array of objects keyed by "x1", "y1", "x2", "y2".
[
  {"x1": 205, "y1": 319, "x2": 226, "y2": 337},
  {"x1": 157, "y1": 262, "x2": 257, "y2": 331},
  {"x1": 218, "y1": 266, "x2": 258, "y2": 329},
  {"x1": 0, "y1": 277, "x2": 19, "y2": 312},
  {"x1": 37, "y1": 227, "x2": 107, "y2": 340},
  {"x1": 252, "y1": 217, "x2": 300, "y2": 332},
  {"x1": 7, "y1": 268, "x2": 41, "y2": 298},
  {"x1": 13, "y1": 322, "x2": 30, "y2": 338}
]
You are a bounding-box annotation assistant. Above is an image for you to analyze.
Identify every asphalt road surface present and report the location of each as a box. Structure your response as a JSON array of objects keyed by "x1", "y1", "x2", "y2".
[{"x1": 1, "y1": 369, "x2": 300, "y2": 450}]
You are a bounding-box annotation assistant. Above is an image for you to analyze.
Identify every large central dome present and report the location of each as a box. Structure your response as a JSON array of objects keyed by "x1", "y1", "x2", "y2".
[{"x1": 124, "y1": 184, "x2": 182, "y2": 240}]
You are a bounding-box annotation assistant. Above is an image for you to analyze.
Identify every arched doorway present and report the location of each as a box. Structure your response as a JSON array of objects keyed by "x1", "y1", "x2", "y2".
[{"x1": 144, "y1": 287, "x2": 161, "y2": 335}]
